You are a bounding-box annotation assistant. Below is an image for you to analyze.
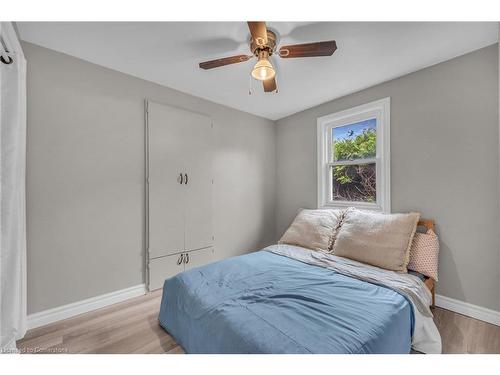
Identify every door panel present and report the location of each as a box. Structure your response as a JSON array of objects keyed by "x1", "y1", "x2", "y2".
[
  {"x1": 148, "y1": 101, "x2": 190, "y2": 258},
  {"x1": 184, "y1": 247, "x2": 214, "y2": 271},
  {"x1": 148, "y1": 253, "x2": 184, "y2": 291},
  {"x1": 147, "y1": 101, "x2": 213, "y2": 291},
  {"x1": 184, "y1": 114, "x2": 213, "y2": 251}
]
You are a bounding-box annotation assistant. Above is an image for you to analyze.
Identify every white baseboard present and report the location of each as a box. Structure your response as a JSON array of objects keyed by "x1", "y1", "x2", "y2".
[
  {"x1": 27, "y1": 284, "x2": 147, "y2": 330},
  {"x1": 435, "y1": 294, "x2": 500, "y2": 326}
]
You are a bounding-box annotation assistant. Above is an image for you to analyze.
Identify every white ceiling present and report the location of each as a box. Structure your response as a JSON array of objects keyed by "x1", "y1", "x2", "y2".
[{"x1": 17, "y1": 22, "x2": 498, "y2": 120}]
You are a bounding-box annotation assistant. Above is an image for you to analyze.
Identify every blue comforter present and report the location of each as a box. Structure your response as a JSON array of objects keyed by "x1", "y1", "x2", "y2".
[{"x1": 158, "y1": 249, "x2": 414, "y2": 353}]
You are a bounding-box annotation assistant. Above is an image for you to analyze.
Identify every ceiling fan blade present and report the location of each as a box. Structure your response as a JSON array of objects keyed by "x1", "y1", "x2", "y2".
[
  {"x1": 263, "y1": 77, "x2": 277, "y2": 93},
  {"x1": 199, "y1": 55, "x2": 252, "y2": 70},
  {"x1": 247, "y1": 22, "x2": 268, "y2": 46},
  {"x1": 279, "y1": 40, "x2": 337, "y2": 58}
]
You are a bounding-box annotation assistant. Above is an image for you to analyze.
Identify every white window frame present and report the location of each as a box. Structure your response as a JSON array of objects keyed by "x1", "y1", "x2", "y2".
[{"x1": 317, "y1": 97, "x2": 390, "y2": 212}]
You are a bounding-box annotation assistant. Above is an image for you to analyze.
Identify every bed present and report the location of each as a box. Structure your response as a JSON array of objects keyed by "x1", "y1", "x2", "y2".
[{"x1": 158, "y1": 220, "x2": 441, "y2": 354}]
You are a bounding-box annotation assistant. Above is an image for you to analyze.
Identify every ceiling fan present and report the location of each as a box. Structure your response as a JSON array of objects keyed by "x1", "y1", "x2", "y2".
[{"x1": 198, "y1": 22, "x2": 337, "y2": 93}]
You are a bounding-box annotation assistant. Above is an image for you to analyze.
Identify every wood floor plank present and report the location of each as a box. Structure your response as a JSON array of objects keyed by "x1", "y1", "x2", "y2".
[
  {"x1": 22, "y1": 290, "x2": 161, "y2": 341},
  {"x1": 64, "y1": 312, "x2": 160, "y2": 354},
  {"x1": 18, "y1": 297, "x2": 161, "y2": 353},
  {"x1": 131, "y1": 333, "x2": 178, "y2": 354},
  {"x1": 17, "y1": 291, "x2": 500, "y2": 354}
]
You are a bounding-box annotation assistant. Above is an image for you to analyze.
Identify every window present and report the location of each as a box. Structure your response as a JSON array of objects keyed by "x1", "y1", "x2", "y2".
[{"x1": 317, "y1": 98, "x2": 390, "y2": 212}]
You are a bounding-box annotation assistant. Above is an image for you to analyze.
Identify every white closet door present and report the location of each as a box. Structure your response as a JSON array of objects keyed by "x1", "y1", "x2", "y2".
[
  {"x1": 148, "y1": 101, "x2": 190, "y2": 258},
  {"x1": 184, "y1": 247, "x2": 214, "y2": 271},
  {"x1": 149, "y1": 254, "x2": 185, "y2": 290},
  {"x1": 183, "y1": 114, "x2": 213, "y2": 251}
]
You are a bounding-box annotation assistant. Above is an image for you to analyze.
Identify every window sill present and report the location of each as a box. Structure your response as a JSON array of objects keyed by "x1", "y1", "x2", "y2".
[{"x1": 319, "y1": 201, "x2": 385, "y2": 212}]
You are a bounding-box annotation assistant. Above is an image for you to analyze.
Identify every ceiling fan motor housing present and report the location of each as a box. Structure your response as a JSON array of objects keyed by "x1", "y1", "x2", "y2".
[{"x1": 250, "y1": 30, "x2": 277, "y2": 56}]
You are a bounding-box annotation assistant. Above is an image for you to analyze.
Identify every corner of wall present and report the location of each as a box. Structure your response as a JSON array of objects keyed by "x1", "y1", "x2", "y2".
[
  {"x1": 497, "y1": 23, "x2": 500, "y2": 312},
  {"x1": 272, "y1": 118, "x2": 280, "y2": 243}
]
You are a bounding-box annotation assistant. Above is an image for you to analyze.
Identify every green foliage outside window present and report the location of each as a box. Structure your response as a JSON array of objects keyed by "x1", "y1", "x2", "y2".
[{"x1": 332, "y1": 129, "x2": 376, "y2": 202}]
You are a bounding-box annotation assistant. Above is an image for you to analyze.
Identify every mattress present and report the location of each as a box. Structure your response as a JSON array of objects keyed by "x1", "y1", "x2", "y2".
[{"x1": 158, "y1": 249, "x2": 414, "y2": 354}]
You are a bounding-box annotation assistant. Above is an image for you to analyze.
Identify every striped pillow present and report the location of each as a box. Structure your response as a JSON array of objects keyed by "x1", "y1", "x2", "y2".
[{"x1": 407, "y1": 229, "x2": 440, "y2": 281}]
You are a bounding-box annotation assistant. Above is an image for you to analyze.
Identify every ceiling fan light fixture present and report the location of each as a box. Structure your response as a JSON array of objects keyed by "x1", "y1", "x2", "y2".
[
  {"x1": 198, "y1": 21, "x2": 338, "y2": 93},
  {"x1": 251, "y1": 51, "x2": 275, "y2": 81}
]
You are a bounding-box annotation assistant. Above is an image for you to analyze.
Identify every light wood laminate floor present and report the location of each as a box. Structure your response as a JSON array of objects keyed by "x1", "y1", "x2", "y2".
[{"x1": 17, "y1": 290, "x2": 500, "y2": 354}]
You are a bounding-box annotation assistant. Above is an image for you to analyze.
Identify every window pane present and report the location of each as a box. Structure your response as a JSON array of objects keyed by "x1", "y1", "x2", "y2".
[
  {"x1": 332, "y1": 119, "x2": 376, "y2": 162},
  {"x1": 331, "y1": 163, "x2": 376, "y2": 202}
]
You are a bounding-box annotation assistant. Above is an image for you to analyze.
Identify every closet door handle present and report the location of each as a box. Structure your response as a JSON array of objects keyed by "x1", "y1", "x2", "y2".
[
  {"x1": 178, "y1": 173, "x2": 183, "y2": 184},
  {"x1": 177, "y1": 253, "x2": 184, "y2": 265},
  {"x1": 184, "y1": 173, "x2": 188, "y2": 185},
  {"x1": 185, "y1": 253, "x2": 189, "y2": 264}
]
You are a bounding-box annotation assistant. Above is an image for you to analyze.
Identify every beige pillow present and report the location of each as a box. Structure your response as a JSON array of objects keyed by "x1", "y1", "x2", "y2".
[
  {"x1": 279, "y1": 209, "x2": 344, "y2": 251},
  {"x1": 332, "y1": 209, "x2": 420, "y2": 272},
  {"x1": 407, "y1": 229, "x2": 440, "y2": 281}
]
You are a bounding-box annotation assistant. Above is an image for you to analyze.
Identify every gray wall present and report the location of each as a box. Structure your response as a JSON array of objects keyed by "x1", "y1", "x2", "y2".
[
  {"x1": 276, "y1": 44, "x2": 500, "y2": 311},
  {"x1": 24, "y1": 42, "x2": 276, "y2": 314},
  {"x1": 24, "y1": 40, "x2": 500, "y2": 314}
]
